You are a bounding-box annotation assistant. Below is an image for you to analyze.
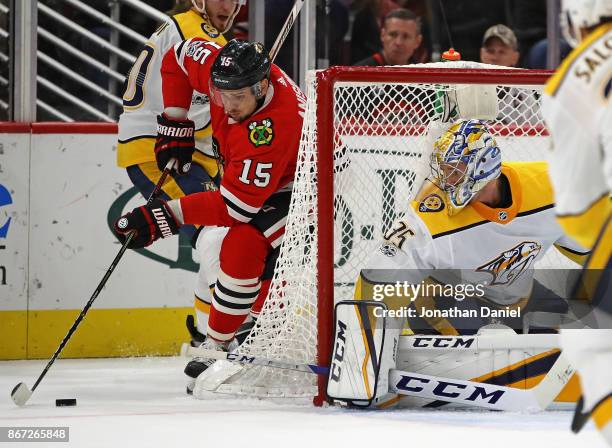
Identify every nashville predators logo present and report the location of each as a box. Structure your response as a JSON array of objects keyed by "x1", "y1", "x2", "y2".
[
  {"x1": 248, "y1": 119, "x2": 274, "y2": 147},
  {"x1": 477, "y1": 241, "x2": 542, "y2": 286},
  {"x1": 201, "y1": 23, "x2": 220, "y2": 38},
  {"x1": 419, "y1": 194, "x2": 445, "y2": 213}
]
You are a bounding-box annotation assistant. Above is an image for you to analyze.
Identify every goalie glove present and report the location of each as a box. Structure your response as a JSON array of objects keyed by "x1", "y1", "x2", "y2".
[
  {"x1": 114, "y1": 199, "x2": 180, "y2": 249},
  {"x1": 155, "y1": 113, "x2": 195, "y2": 175}
]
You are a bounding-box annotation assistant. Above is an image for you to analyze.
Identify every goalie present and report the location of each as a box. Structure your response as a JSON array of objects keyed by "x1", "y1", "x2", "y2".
[
  {"x1": 328, "y1": 119, "x2": 590, "y2": 409},
  {"x1": 356, "y1": 119, "x2": 589, "y2": 336}
]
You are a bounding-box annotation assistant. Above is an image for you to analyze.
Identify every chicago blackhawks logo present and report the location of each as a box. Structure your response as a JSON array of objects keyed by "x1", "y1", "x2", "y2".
[
  {"x1": 419, "y1": 194, "x2": 445, "y2": 213},
  {"x1": 201, "y1": 23, "x2": 220, "y2": 38},
  {"x1": 248, "y1": 118, "x2": 274, "y2": 147},
  {"x1": 477, "y1": 241, "x2": 542, "y2": 286}
]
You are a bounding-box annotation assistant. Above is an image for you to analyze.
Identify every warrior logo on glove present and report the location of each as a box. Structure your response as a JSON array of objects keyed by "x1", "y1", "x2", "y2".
[
  {"x1": 155, "y1": 113, "x2": 196, "y2": 174},
  {"x1": 113, "y1": 199, "x2": 180, "y2": 249}
]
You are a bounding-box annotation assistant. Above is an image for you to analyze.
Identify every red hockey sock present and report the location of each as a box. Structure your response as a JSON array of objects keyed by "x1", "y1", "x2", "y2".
[{"x1": 207, "y1": 224, "x2": 270, "y2": 342}]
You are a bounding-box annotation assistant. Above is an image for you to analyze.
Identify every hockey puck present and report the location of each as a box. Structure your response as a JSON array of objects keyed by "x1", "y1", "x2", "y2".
[{"x1": 55, "y1": 398, "x2": 77, "y2": 407}]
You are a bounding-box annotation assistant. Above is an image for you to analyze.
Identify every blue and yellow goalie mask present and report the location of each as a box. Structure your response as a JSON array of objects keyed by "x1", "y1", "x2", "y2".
[{"x1": 430, "y1": 119, "x2": 501, "y2": 215}]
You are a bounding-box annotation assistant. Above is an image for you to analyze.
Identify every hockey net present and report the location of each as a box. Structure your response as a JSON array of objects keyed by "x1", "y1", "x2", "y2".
[{"x1": 200, "y1": 62, "x2": 572, "y2": 403}]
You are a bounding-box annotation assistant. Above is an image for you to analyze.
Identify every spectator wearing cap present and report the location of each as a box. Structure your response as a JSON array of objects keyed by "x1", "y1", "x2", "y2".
[
  {"x1": 480, "y1": 24, "x2": 520, "y2": 67},
  {"x1": 354, "y1": 9, "x2": 422, "y2": 66},
  {"x1": 479, "y1": 24, "x2": 539, "y2": 126}
]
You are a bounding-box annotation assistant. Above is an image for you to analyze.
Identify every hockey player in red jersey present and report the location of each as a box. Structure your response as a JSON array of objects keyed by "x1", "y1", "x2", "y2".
[{"x1": 113, "y1": 39, "x2": 306, "y2": 381}]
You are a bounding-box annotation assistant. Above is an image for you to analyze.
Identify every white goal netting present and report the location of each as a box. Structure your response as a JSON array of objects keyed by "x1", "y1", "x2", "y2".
[{"x1": 196, "y1": 62, "x2": 575, "y2": 401}]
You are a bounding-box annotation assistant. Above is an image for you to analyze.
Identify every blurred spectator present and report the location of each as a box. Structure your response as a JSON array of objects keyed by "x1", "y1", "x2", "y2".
[
  {"x1": 350, "y1": 0, "x2": 404, "y2": 63},
  {"x1": 479, "y1": 24, "x2": 539, "y2": 126},
  {"x1": 525, "y1": 38, "x2": 572, "y2": 69},
  {"x1": 354, "y1": 8, "x2": 422, "y2": 66},
  {"x1": 480, "y1": 24, "x2": 519, "y2": 67},
  {"x1": 350, "y1": 0, "x2": 428, "y2": 64}
]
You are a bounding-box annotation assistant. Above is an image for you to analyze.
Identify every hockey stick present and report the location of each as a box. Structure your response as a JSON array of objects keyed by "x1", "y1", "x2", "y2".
[
  {"x1": 10, "y1": 160, "x2": 176, "y2": 407},
  {"x1": 388, "y1": 352, "x2": 574, "y2": 412},
  {"x1": 182, "y1": 346, "x2": 328, "y2": 375},
  {"x1": 184, "y1": 345, "x2": 574, "y2": 411},
  {"x1": 268, "y1": 0, "x2": 306, "y2": 61}
]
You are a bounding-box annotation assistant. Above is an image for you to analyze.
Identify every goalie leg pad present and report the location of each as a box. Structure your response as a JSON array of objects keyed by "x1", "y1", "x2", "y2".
[{"x1": 326, "y1": 300, "x2": 401, "y2": 408}]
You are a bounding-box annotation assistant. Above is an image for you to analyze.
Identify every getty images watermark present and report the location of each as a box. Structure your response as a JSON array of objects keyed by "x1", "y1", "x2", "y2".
[{"x1": 369, "y1": 280, "x2": 521, "y2": 320}]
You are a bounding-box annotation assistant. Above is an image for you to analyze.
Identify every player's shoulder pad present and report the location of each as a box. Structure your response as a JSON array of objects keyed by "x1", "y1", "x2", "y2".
[
  {"x1": 417, "y1": 192, "x2": 446, "y2": 214},
  {"x1": 146, "y1": 19, "x2": 181, "y2": 51},
  {"x1": 173, "y1": 38, "x2": 221, "y2": 66},
  {"x1": 504, "y1": 161, "x2": 555, "y2": 212},
  {"x1": 172, "y1": 10, "x2": 226, "y2": 42},
  {"x1": 411, "y1": 185, "x2": 483, "y2": 238}
]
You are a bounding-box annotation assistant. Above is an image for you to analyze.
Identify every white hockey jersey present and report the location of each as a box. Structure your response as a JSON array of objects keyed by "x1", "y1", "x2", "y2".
[
  {"x1": 117, "y1": 10, "x2": 226, "y2": 167},
  {"x1": 542, "y1": 23, "x2": 612, "y2": 248},
  {"x1": 361, "y1": 162, "x2": 588, "y2": 306}
]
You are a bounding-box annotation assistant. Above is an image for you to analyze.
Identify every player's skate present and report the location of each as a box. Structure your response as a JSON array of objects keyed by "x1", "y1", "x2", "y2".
[
  {"x1": 185, "y1": 338, "x2": 229, "y2": 379},
  {"x1": 185, "y1": 337, "x2": 238, "y2": 393}
]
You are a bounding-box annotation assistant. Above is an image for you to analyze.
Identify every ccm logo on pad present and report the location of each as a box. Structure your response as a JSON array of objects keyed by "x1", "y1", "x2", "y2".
[
  {"x1": 410, "y1": 337, "x2": 475, "y2": 349},
  {"x1": 395, "y1": 374, "x2": 505, "y2": 404},
  {"x1": 329, "y1": 320, "x2": 347, "y2": 382}
]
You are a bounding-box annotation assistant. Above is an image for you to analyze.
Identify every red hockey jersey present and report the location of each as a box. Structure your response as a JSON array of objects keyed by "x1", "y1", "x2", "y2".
[{"x1": 161, "y1": 38, "x2": 306, "y2": 226}]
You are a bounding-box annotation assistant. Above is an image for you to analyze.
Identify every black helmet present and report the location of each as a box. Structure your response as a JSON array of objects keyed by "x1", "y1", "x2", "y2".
[{"x1": 211, "y1": 39, "x2": 271, "y2": 91}]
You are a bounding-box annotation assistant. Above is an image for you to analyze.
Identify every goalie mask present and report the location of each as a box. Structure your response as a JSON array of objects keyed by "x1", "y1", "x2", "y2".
[
  {"x1": 191, "y1": 0, "x2": 246, "y2": 34},
  {"x1": 430, "y1": 119, "x2": 501, "y2": 215},
  {"x1": 561, "y1": 0, "x2": 612, "y2": 47}
]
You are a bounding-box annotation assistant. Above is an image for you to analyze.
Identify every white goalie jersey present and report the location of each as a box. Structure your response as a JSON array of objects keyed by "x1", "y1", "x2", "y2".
[
  {"x1": 361, "y1": 162, "x2": 588, "y2": 306},
  {"x1": 117, "y1": 10, "x2": 227, "y2": 167}
]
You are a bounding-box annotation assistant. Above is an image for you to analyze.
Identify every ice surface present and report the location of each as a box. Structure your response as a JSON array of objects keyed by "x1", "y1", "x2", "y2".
[{"x1": 0, "y1": 357, "x2": 604, "y2": 448}]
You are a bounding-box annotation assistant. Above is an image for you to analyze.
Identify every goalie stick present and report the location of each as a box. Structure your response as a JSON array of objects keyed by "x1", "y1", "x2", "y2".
[
  {"x1": 183, "y1": 342, "x2": 574, "y2": 412},
  {"x1": 10, "y1": 161, "x2": 176, "y2": 407}
]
